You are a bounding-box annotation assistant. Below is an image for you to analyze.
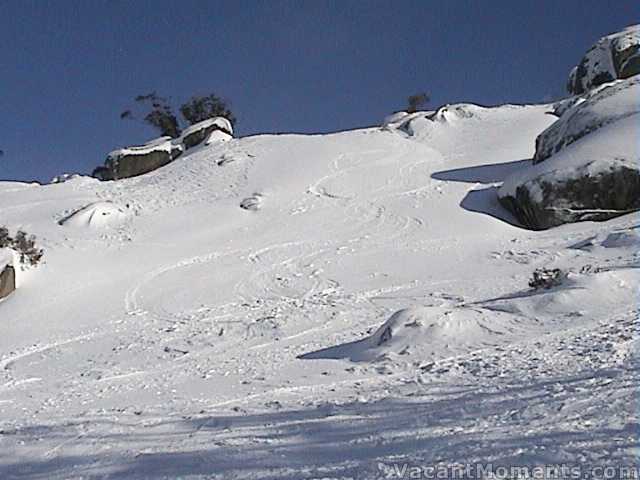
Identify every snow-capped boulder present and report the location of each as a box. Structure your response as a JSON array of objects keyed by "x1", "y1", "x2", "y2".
[
  {"x1": 0, "y1": 253, "x2": 15, "y2": 301},
  {"x1": 568, "y1": 24, "x2": 640, "y2": 95},
  {"x1": 102, "y1": 137, "x2": 183, "y2": 181},
  {"x1": 535, "y1": 77, "x2": 640, "y2": 164},
  {"x1": 499, "y1": 77, "x2": 640, "y2": 230},
  {"x1": 180, "y1": 117, "x2": 233, "y2": 150},
  {"x1": 58, "y1": 201, "x2": 129, "y2": 228}
]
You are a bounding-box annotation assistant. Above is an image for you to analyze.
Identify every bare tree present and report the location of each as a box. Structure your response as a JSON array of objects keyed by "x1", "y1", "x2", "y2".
[{"x1": 407, "y1": 92, "x2": 430, "y2": 113}]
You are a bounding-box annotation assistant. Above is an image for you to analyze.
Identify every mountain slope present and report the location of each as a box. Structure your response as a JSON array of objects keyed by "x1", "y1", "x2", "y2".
[{"x1": 1, "y1": 103, "x2": 638, "y2": 479}]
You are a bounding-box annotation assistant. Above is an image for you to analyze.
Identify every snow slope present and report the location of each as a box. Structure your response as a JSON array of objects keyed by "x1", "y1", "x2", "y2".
[{"x1": 0, "y1": 103, "x2": 638, "y2": 479}]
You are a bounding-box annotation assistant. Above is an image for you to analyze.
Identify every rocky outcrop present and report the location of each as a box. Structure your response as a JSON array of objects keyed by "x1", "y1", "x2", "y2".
[
  {"x1": 0, "y1": 264, "x2": 15, "y2": 301},
  {"x1": 499, "y1": 77, "x2": 640, "y2": 230},
  {"x1": 180, "y1": 117, "x2": 233, "y2": 150},
  {"x1": 536, "y1": 76, "x2": 639, "y2": 164},
  {"x1": 568, "y1": 24, "x2": 640, "y2": 95},
  {"x1": 499, "y1": 162, "x2": 640, "y2": 230},
  {"x1": 502, "y1": 26, "x2": 640, "y2": 230},
  {"x1": 93, "y1": 117, "x2": 233, "y2": 181},
  {"x1": 102, "y1": 137, "x2": 184, "y2": 181}
]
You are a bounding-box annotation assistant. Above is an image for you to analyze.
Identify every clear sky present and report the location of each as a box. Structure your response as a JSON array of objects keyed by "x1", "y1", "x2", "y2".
[{"x1": 1, "y1": 0, "x2": 638, "y2": 182}]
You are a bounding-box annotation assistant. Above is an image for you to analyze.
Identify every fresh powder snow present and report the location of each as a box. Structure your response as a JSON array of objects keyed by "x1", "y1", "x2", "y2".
[{"x1": 0, "y1": 102, "x2": 637, "y2": 479}]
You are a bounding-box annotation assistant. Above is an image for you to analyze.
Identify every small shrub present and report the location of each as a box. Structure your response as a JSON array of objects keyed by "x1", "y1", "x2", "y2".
[
  {"x1": 0, "y1": 226, "x2": 10, "y2": 248},
  {"x1": 528, "y1": 268, "x2": 565, "y2": 290},
  {"x1": 0, "y1": 227, "x2": 44, "y2": 267}
]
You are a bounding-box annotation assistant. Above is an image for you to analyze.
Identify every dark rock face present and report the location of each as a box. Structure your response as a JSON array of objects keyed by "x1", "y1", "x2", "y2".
[
  {"x1": 97, "y1": 137, "x2": 185, "y2": 181},
  {"x1": 568, "y1": 25, "x2": 640, "y2": 95},
  {"x1": 106, "y1": 149, "x2": 173, "y2": 181},
  {"x1": 91, "y1": 166, "x2": 114, "y2": 181},
  {"x1": 499, "y1": 75, "x2": 640, "y2": 230},
  {"x1": 499, "y1": 163, "x2": 640, "y2": 230},
  {"x1": 0, "y1": 264, "x2": 16, "y2": 301}
]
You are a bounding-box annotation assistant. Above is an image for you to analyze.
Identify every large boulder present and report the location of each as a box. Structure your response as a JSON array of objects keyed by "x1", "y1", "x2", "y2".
[
  {"x1": 103, "y1": 137, "x2": 183, "y2": 180},
  {"x1": 0, "y1": 262, "x2": 15, "y2": 301},
  {"x1": 499, "y1": 77, "x2": 640, "y2": 230},
  {"x1": 92, "y1": 117, "x2": 233, "y2": 181},
  {"x1": 568, "y1": 24, "x2": 640, "y2": 95},
  {"x1": 180, "y1": 117, "x2": 233, "y2": 150}
]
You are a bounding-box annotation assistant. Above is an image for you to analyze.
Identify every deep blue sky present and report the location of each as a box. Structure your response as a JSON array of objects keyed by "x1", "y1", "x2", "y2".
[{"x1": 1, "y1": 0, "x2": 638, "y2": 182}]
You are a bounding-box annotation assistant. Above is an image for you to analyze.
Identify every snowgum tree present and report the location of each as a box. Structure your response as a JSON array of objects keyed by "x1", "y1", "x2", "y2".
[
  {"x1": 121, "y1": 92, "x2": 235, "y2": 138},
  {"x1": 180, "y1": 95, "x2": 236, "y2": 128}
]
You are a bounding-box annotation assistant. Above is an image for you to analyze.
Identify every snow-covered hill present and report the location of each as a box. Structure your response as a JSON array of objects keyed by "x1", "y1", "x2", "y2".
[{"x1": 1, "y1": 103, "x2": 638, "y2": 479}]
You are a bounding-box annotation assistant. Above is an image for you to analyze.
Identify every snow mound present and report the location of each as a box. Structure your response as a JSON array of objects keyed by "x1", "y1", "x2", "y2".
[
  {"x1": 568, "y1": 24, "x2": 640, "y2": 95},
  {"x1": 299, "y1": 306, "x2": 520, "y2": 362},
  {"x1": 58, "y1": 201, "x2": 129, "y2": 228},
  {"x1": 482, "y1": 269, "x2": 636, "y2": 321},
  {"x1": 382, "y1": 104, "x2": 489, "y2": 137},
  {"x1": 430, "y1": 103, "x2": 484, "y2": 123}
]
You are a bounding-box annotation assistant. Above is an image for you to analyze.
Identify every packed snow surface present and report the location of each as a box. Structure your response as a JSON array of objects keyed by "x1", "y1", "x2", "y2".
[{"x1": 0, "y1": 103, "x2": 638, "y2": 479}]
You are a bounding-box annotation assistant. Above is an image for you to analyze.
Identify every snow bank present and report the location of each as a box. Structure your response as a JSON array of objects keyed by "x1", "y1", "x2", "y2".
[{"x1": 58, "y1": 201, "x2": 129, "y2": 228}]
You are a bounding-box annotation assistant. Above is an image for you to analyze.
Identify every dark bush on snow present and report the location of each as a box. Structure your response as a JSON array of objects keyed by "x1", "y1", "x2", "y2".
[
  {"x1": 0, "y1": 227, "x2": 44, "y2": 267},
  {"x1": 528, "y1": 268, "x2": 565, "y2": 290}
]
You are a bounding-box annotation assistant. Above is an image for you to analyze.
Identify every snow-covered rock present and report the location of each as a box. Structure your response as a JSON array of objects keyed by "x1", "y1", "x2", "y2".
[
  {"x1": 58, "y1": 201, "x2": 129, "y2": 228},
  {"x1": 535, "y1": 77, "x2": 640, "y2": 164},
  {"x1": 50, "y1": 173, "x2": 82, "y2": 184},
  {"x1": 568, "y1": 24, "x2": 640, "y2": 95},
  {"x1": 383, "y1": 104, "x2": 484, "y2": 134},
  {"x1": 101, "y1": 136, "x2": 183, "y2": 180},
  {"x1": 499, "y1": 77, "x2": 640, "y2": 229},
  {"x1": 180, "y1": 117, "x2": 233, "y2": 150},
  {"x1": 0, "y1": 251, "x2": 15, "y2": 301}
]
